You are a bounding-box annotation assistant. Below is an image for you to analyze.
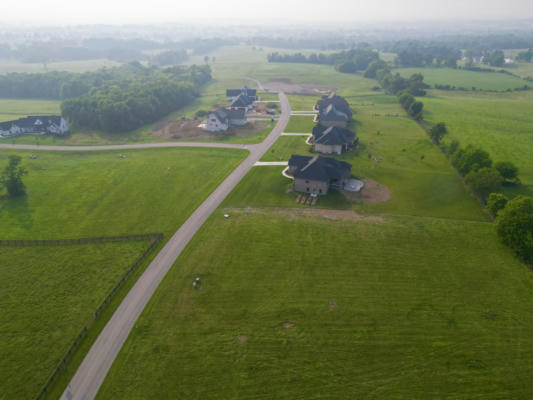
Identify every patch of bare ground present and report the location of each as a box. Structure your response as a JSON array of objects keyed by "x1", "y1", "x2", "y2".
[
  {"x1": 227, "y1": 207, "x2": 383, "y2": 223},
  {"x1": 262, "y1": 78, "x2": 336, "y2": 95},
  {"x1": 329, "y1": 301, "x2": 337, "y2": 309},
  {"x1": 152, "y1": 119, "x2": 266, "y2": 141},
  {"x1": 341, "y1": 179, "x2": 391, "y2": 204},
  {"x1": 283, "y1": 322, "x2": 295, "y2": 329},
  {"x1": 237, "y1": 335, "x2": 248, "y2": 343}
]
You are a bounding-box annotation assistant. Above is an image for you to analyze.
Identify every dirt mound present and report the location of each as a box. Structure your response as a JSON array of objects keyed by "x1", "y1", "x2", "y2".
[
  {"x1": 237, "y1": 335, "x2": 248, "y2": 343},
  {"x1": 341, "y1": 179, "x2": 391, "y2": 204},
  {"x1": 283, "y1": 322, "x2": 295, "y2": 329},
  {"x1": 262, "y1": 79, "x2": 336, "y2": 95}
]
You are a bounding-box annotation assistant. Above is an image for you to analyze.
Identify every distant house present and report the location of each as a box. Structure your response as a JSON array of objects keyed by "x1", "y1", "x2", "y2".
[
  {"x1": 204, "y1": 107, "x2": 247, "y2": 132},
  {"x1": 226, "y1": 86, "x2": 258, "y2": 102},
  {"x1": 318, "y1": 104, "x2": 350, "y2": 128},
  {"x1": 0, "y1": 116, "x2": 69, "y2": 138},
  {"x1": 312, "y1": 125, "x2": 357, "y2": 155},
  {"x1": 230, "y1": 93, "x2": 254, "y2": 111},
  {"x1": 316, "y1": 93, "x2": 353, "y2": 119},
  {"x1": 288, "y1": 155, "x2": 352, "y2": 195}
]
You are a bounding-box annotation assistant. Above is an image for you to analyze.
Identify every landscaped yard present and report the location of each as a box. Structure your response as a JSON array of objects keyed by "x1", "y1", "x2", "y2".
[
  {"x1": 97, "y1": 210, "x2": 533, "y2": 400},
  {"x1": 260, "y1": 135, "x2": 311, "y2": 161},
  {"x1": 0, "y1": 240, "x2": 152, "y2": 399},
  {"x1": 284, "y1": 115, "x2": 316, "y2": 133},
  {"x1": 286, "y1": 94, "x2": 320, "y2": 111}
]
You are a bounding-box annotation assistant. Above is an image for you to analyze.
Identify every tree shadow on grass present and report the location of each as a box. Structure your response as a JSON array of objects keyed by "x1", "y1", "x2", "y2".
[{"x1": 0, "y1": 193, "x2": 34, "y2": 233}]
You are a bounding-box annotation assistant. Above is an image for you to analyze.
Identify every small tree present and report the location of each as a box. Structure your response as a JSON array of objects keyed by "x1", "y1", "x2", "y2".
[
  {"x1": 497, "y1": 196, "x2": 533, "y2": 262},
  {"x1": 447, "y1": 140, "x2": 460, "y2": 157},
  {"x1": 486, "y1": 193, "x2": 508, "y2": 217},
  {"x1": 465, "y1": 168, "x2": 503, "y2": 199},
  {"x1": 429, "y1": 122, "x2": 448, "y2": 144},
  {"x1": 494, "y1": 161, "x2": 519, "y2": 182},
  {"x1": 408, "y1": 101, "x2": 424, "y2": 120},
  {"x1": 1, "y1": 155, "x2": 27, "y2": 197}
]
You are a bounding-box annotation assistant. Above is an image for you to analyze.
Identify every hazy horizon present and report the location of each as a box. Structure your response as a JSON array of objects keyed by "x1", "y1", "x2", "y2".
[{"x1": 2, "y1": 0, "x2": 533, "y2": 26}]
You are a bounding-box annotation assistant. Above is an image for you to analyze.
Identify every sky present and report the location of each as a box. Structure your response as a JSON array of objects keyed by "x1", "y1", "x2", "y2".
[{"x1": 2, "y1": 0, "x2": 533, "y2": 25}]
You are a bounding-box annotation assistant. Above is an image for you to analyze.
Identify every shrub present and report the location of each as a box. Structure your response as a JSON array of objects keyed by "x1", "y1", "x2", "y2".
[
  {"x1": 486, "y1": 193, "x2": 508, "y2": 217},
  {"x1": 465, "y1": 168, "x2": 503, "y2": 199},
  {"x1": 194, "y1": 110, "x2": 208, "y2": 119},
  {"x1": 266, "y1": 102, "x2": 278, "y2": 109},
  {"x1": 497, "y1": 196, "x2": 533, "y2": 262},
  {"x1": 494, "y1": 161, "x2": 519, "y2": 182}
]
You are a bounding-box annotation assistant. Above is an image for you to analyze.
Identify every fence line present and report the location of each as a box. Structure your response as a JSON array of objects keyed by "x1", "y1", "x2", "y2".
[
  {"x1": 0, "y1": 233, "x2": 163, "y2": 248},
  {"x1": 35, "y1": 233, "x2": 163, "y2": 400}
]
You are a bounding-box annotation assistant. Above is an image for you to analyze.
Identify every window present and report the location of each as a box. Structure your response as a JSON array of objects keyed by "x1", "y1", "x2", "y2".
[{"x1": 306, "y1": 188, "x2": 310, "y2": 192}]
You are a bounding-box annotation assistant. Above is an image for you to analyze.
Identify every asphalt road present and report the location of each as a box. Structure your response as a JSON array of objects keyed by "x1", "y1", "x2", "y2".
[{"x1": 59, "y1": 91, "x2": 290, "y2": 400}]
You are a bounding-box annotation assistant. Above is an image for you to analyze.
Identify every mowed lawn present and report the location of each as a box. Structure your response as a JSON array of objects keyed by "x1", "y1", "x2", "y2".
[
  {"x1": 286, "y1": 94, "x2": 320, "y2": 111},
  {"x1": 97, "y1": 211, "x2": 533, "y2": 400},
  {"x1": 0, "y1": 98, "x2": 61, "y2": 122},
  {"x1": 395, "y1": 67, "x2": 529, "y2": 91},
  {"x1": 423, "y1": 90, "x2": 533, "y2": 188},
  {"x1": 0, "y1": 241, "x2": 151, "y2": 399},
  {"x1": 285, "y1": 115, "x2": 316, "y2": 133},
  {"x1": 0, "y1": 147, "x2": 247, "y2": 239},
  {"x1": 254, "y1": 92, "x2": 486, "y2": 221}
]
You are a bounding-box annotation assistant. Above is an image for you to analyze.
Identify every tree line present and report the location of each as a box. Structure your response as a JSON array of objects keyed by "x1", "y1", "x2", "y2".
[
  {"x1": 267, "y1": 49, "x2": 380, "y2": 73},
  {"x1": 60, "y1": 64, "x2": 211, "y2": 133}
]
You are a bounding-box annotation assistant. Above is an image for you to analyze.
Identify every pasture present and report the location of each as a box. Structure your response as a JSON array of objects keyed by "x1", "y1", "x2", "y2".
[
  {"x1": 0, "y1": 240, "x2": 152, "y2": 399},
  {"x1": 395, "y1": 67, "x2": 529, "y2": 91},
  {"x1": 97, "y1": 210, "x2": 533, "y2": 400},
  {"x1": 422, "y1": 89, "x2": 533, "y2": 188},
  {"x1": 0, "y1": 148, "x2": 247, "y2": 239},
  {"x1": 0, "y1": 98, "x2": 61, "y2": 122}
]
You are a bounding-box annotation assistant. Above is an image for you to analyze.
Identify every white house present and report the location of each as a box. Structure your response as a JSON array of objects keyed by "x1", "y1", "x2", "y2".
[
  {"x1": 205, "y1": 108, "x2": 247, "y2": 132},
  {"x1": 0, "y1": 116, "x2": 69, "y2": 137}
]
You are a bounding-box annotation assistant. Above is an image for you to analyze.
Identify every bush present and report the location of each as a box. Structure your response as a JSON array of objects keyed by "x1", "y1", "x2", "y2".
[
  {"x1": 486, "y1": 193, "x2": 508, "y2": 217},
  {"x1": 194, "y1": 110, "x2": 208, "y2": 119},
  {"x1": 465, "y1": 168, "x2": 503, "y2": 199},
  {"x1": 266, "y1": 102, "x2": 279, "y2": 109},
  {"x1": 447, "y1": 140, "x2": 460, "y2": 157},
  {"x1": 494, "y1": 161, "x2": 519, "y2": 182},
  {"x1": 452, "y1": 145, "x2": 492, "y2": 176},
  {"x1": 428, "y1": 122, "x2": 447, "y2": 144},
  {"x1": 497, "y1": 196, "x2": 533, "y2": 262}
]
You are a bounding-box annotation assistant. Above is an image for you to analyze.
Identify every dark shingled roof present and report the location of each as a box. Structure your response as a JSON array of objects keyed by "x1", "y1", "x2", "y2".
[
  {"x1": 312, "y1": 126, "x2": 356, "y2": 146},
  {"x1": 289, "y1": 155, "x2": 352, "y2": 182},
  {"x1": 230, "y1": 93, "x2": 253, "y2": 108},
  {"x1": 211, "y1": 107, "x2": 246, "y2": 123},
  {"x1": 316, "y1": 93, "x2": 352, "y2": 118},
  {"x1": 319, "y1": 104, "x2": 349, "y2": 122},
  {"x1": 0, "y1": 115, "x2": 63, "y2": 132}
]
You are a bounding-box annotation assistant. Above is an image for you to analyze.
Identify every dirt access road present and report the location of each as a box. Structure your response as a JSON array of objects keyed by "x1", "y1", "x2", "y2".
[{"x1": 57, "y1": 91, "x2": 290, "y2": 400}]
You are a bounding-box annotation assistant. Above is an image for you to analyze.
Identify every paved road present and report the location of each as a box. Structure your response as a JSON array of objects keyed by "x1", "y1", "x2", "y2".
[{"x1": 60, "y1": 91, "x2": 290, "y2": 400}]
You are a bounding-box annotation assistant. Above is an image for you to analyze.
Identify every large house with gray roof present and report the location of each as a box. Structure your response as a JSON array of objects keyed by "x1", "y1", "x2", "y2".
[
  {"x1": 0, "y1": 116, "x2": 69, "y2": 138},
  {"x1": 315, "y1": 93, "x2": 353, "y2": 128},
  {"x1": 312, "y1": 125, "x2": 357, "y2": 155},
  {"x1": 288, "y1": 155, "x2": 352, "y2": 195},
  {"x1": 205, "y1": 107, "x2": 247, "y2": 132},
  {"x1": 230, "y1": 93, "x2": 254, "y2": 111},
  {"x1": 226, "y1": 86, "x2": 258, "y2": 102}
]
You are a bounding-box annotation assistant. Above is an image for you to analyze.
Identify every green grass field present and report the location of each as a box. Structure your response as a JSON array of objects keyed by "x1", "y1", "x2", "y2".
[
  {"x1": 97, "y1": 210, "x2": 533, "y2": 400},
  {"x1": 0, "y1": 98, "x2": 61, "y2": 122},
  {"x1": 286, "y1": 94, "x2": 320, "y2": 111},
  {"x1": 285, "y1": 116, "x2": 316, "y2": 133},
  {"x1": 0, "y1": 148, "x2": 247, "y2": 239},
  {"x1": 422, "y1": 90, "x2": 533, "y2": 189},
  {"x1": 1, "y1": 240, "x2": 151, "y2": 399},
  {"x1": 395, "y1": 67, "x2": 529, "y2": 91},
  {"x1": 261, "y1": 135, "x2": 311, "y2": 161},
  {"x1": 0, "y1": 59, "x2": 121, "y2": 74}
]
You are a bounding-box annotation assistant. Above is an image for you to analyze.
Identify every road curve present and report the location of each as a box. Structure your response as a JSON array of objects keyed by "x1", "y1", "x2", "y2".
[
  {"x1": 0, "y1": 141, "x2": 250, "y2": 152},
  {"x1": 60, "y1": 91, "x2": 291, "y2": 400}
]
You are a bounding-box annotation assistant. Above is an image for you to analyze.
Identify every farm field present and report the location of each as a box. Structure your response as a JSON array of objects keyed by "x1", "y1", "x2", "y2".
[
  {"x1": 0, "y1": 147, "x2": 247, "y2": 239},
  {"x1": 98, "y1": 210, "x2": 533, "y2": 400},
  {"x1": 395, "y1": 67, "x2": 529, "y2": 91},
  {"x1": 422, "y1": 89, "x2": 533, "y2": 189},
  {"x1": 0, "y1": 241, "x2": 152, "y2": 400},
  {"x1": 0, "y1": 98, "x2": 61, "y2": 122},
  {"x1": 0, "y1": 59, "x2": 121, "y2": 74}
]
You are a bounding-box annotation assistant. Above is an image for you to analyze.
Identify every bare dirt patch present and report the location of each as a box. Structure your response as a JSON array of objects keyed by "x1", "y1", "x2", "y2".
[
  {"x1": 341, "y1": 179, "x2": 391, "y2": 204},
  {"x1": 329, "y1": 301, "x2": 337, "y2": 309},
  {"x1": 237, "y1": 335, "x2": 248, "y2": 343},
  {"x1": 283, "y1": 322, "x2": 295, "y2": 329},
  {"x1": 152, "y1": 119, "x2": 266, "y2": 141},
  {"x1": 263, "y1": 78, "x2": 336, "y2": 95},
  {"x1": 227, "y1": 207, "x2": 383, "y2": 223}
]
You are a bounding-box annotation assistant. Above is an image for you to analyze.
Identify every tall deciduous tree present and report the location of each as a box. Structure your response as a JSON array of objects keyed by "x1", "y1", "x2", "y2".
[
  {"x1": 497, "y1": 196, "x2": 533, "y2": 262},
  {"x1": 429, "y1": 122, "x2": 448, "y2": 144},
  {"x1": 1, "y1": 155, "x2": 27, "y2": 197}
]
